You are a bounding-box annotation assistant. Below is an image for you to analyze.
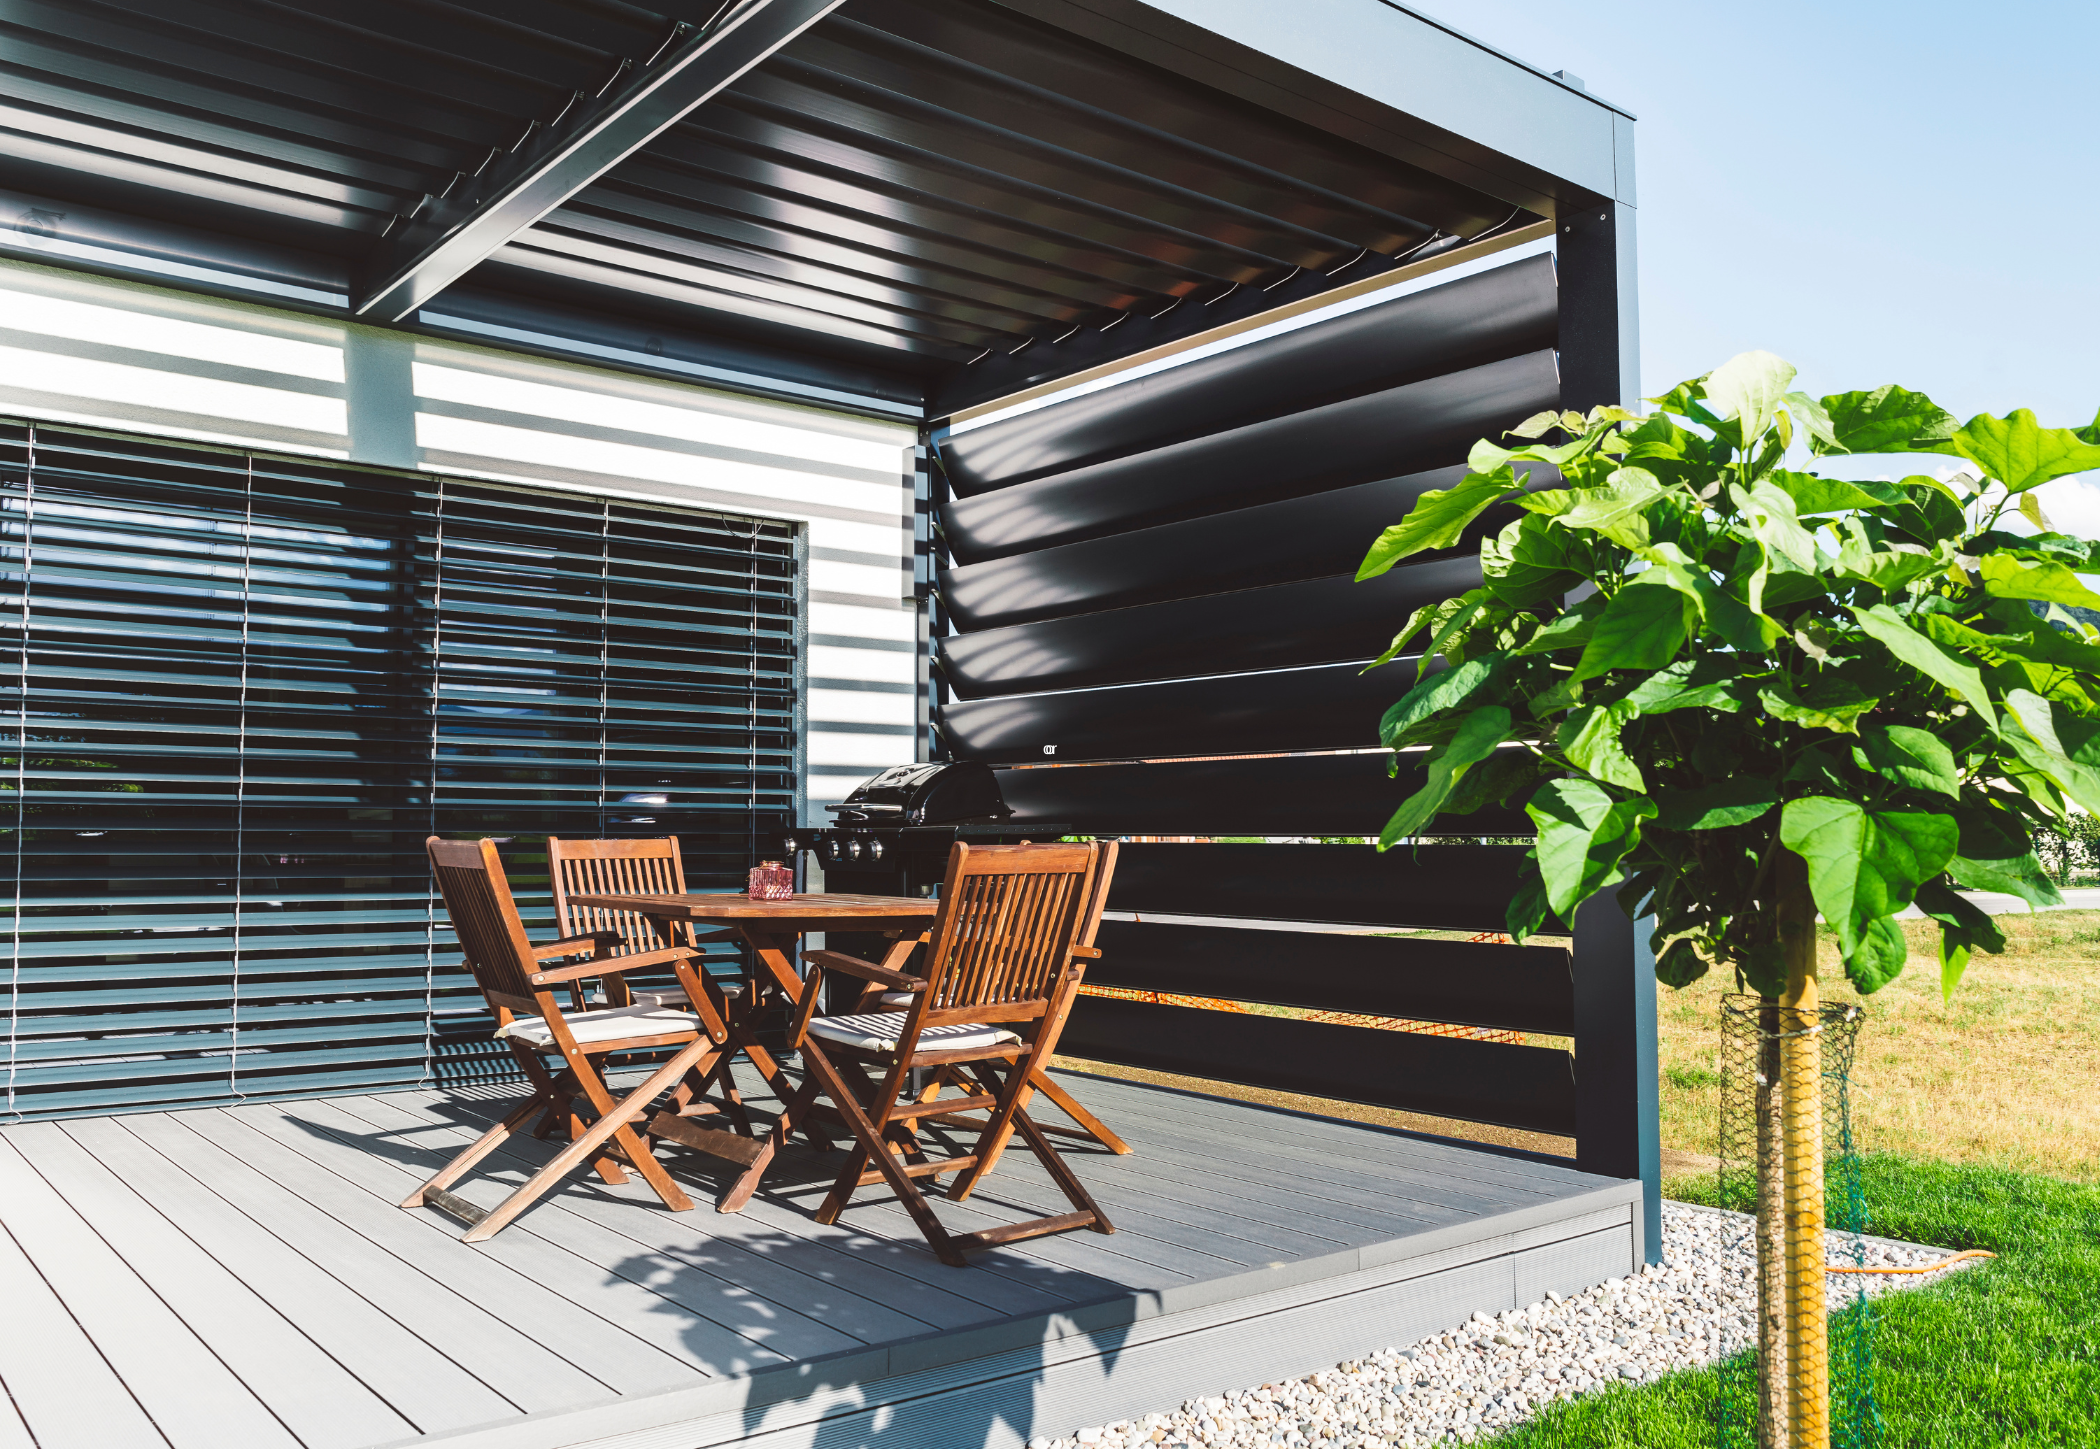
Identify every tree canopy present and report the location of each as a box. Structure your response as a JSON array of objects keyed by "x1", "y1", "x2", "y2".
[{"x1": 1360, "y1": 351, "x2": 2100, "y2": 998}]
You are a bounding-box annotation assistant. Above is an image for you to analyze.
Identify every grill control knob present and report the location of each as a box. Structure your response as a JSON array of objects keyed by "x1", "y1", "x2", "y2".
[
  {"x1": 848, "y1": 839, "x2": 863, "y2": 860},
  {"x1": 868, "y1": 838, "x2": 884, "y2": 860},
  {"x1": 781, "y1": 835, "x2": 798, "y2": 854}
]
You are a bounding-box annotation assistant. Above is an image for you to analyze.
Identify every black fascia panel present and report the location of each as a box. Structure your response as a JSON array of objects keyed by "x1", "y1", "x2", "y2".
[
  {"x1": 938, "y1": 252, "x2": 1556, "y2": 482},
  {"x1": 1088, "y1": 921, "x2": 1574, "y2": 1034},
  {"x1": 939, "y1": 474, "x2": 1536, "y2": 631},
  {"x1": 937, "y1": 350, "x2": 1558, "y2": 559},
  {"x1": 938, "y1": 555, "x2": 1484, "y2": 695},
  {"x1": 1107, "y1": 841, "x2": 1565, "y2": 933},
  {"x1": 995, "y1": 751, "x2": 1527, "y2": 837},
  {"x1": 936, "y1": 656, "x2": 1419, "y2": 762},
  {"x1": 1059, "y1": 995, "x2": 1578, "y2": 1135}
]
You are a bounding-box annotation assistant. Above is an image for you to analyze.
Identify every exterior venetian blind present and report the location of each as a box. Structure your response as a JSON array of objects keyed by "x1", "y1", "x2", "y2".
[{"x1": 1, "y1": 419, "x2": 799, "y2": 1120}]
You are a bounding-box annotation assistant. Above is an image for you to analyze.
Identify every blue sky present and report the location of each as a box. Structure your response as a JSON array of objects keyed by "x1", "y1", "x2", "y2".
[{"x1": 1419, "y1": 0, "x2": 2099, "y2": 429}]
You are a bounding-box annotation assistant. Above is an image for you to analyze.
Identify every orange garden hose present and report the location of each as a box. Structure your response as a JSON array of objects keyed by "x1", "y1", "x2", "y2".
[{"x1": 1826, "y1": 1249, "x2": 1997, "y2": 1274}]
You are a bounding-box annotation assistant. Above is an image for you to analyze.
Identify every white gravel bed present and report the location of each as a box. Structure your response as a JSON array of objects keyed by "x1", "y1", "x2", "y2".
[{"x1": 1034, "y1": 1201, "x2": 1962, "y2": 1449}]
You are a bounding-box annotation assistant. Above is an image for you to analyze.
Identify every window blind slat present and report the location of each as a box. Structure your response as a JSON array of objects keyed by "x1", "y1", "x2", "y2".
[{"x1": 2, "y1": 420, "x2": 799, "y2": 1119}]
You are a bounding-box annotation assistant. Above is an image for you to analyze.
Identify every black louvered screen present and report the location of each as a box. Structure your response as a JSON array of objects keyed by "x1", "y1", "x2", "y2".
[{"x1": 1, "y1": 420, "x2": 799, "y2": 1120}]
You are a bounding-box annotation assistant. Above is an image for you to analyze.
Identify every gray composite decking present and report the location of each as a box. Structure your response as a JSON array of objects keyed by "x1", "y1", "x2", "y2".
[{"x1": 0, "y1": 1069, "x2": 1641, "y2": 1449}]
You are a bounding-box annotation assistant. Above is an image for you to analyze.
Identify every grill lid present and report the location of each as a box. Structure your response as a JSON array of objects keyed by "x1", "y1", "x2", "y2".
[{"x1": 825, "y1": 761, "x2": 1011, "y2": 826}]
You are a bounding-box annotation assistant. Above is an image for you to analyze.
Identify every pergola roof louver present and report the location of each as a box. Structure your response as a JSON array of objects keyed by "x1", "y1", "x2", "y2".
[{"x1": 0, "y1": 0, "x2": 1627, "y2": 414}]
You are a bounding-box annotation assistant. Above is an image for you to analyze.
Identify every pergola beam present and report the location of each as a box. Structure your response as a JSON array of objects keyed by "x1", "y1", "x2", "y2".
[{"x1": 353, "y1": 0, "x2": 845, "y2": 322}]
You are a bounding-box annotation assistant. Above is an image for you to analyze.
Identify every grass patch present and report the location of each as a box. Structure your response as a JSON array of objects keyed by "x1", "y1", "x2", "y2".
[
  {"x1": 1490, "y1": 1154, "x2": 2100, "y2": 1446},
  {"x1": 1659, "y1": 911, "x2": 2100, "y2": 1182}
]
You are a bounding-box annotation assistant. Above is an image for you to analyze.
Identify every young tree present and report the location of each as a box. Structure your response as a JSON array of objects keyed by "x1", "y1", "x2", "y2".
[{"x1": 1359, "y1": 351, "x2": 2100, "y2": 1447}]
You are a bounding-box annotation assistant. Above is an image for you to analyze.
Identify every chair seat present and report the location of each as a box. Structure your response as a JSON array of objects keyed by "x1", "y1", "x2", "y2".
[
  {"x1": 497, "y1": 999, "x2": 701, "y2": 1048},
  {"x1": 806, "y1": 1011, "x2": 1018, "y2": 1056}
]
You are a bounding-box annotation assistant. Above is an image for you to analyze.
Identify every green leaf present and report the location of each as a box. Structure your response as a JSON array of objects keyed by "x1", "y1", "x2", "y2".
[
  {"x1": 1559, "y1": 700, "x2": 1645, "y2": 791},
  {"x1": 1912, "y1": 876, "x2": 2008, "y2": 1000},
  {"x1": 1846, "y1": 915, "x2": 1909, "y2": 994},
  {"x1": 1850, "y1": 602, "x2": 1996, "y2": 724},
  {"x1": 1505, "y1": 852, "x2": 1553, "y2": 942},
  {"x1": 1442, "y1": 744, "x2": 1538, "y2": 816},
  {"x1": 1481, "y1": 513, "x2": 1585, "y2": 608},
  {"x1": 1948, "y1": 803, "x2": 2064, "y2": 909},
  {"x1": 1779, "y1": 799, "x2": 1959, "y2": 957},
  {"x1": 1655, "y1": 936, "x2": 1711, "y2": 988},
  {"x1": 1977, "y1": 553, "x2": 2100, "y2": 612},
  {"x1": 1861, "y1": 724, "x2": 1959, "y2": 798},
  {"x1": 1513, "y1": 591, "x2": 1607, "y2": 655},
  {"x1": 1705, "y1": 350, "x2": 1797, "y2": 444},
  {"x1": 1782, "y1": 390, "x2": 1838, "y2": 451},
  {"x1": 1728, "y1": 479, "x2": 1821, "y2": 572},
  {"x1": 1378, "y1": 655, "x2": 1502, "y2": 748},
  {"x1": 1947, "y1": 408, "x2": 2100, "y2": 493},
  {"x1": 1545, "y1": 468, "x2": 1666, "y2": 549},
  {"x1": 1624, "y1": 655, "x2": 1749, "y2": 714},
  {"x1": 1364, "y1": 598, "x2": 1445, "y2": 671},
  {"x1": 1572, "y1": 580, "x2": 1692, "y2": 682},
  {"x1": 1759, "y1": 674, "x2": 1878, "y2": 733},
  {"x1": 1769, "y1": 470, "x2": 1902, "y2": 516},
  {"x1": 1652, "y1": 777, "x2": 1777, "y2": 831},
  {"x1": 2000, "y1": 689, "x2": 2100, "y2": 816},
  {"x1": 1358, "y1": 466, "x2": 1518, "y2": 580},
  {"x1": 1817, "y1": 384, "x2": 1959, "y2": 455},
  {"x1": 1526, "y1": 778, "x2": 1658, "y2": 920},
  {"x1": 1417, "y1": 590, "x2": 1492, "y2": 668},
  {"x1": 1378, "y1": 707, "x2": 1512, "y2": 847},
  {"x1": 1505, "y1": 410, "x2": 1564, "y2": 440}
]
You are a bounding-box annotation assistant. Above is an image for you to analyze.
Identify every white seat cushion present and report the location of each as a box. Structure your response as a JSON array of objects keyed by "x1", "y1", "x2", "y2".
[
  {"x1": 805, "y1": 1010, "x2": 1018, "y2": 1056},
  {"x1": 875, "y1": 990, "x2": 914, "y2": 1008},
  {"x1": 496, "y1": 999, "x2": 701, "y2": 1048}
]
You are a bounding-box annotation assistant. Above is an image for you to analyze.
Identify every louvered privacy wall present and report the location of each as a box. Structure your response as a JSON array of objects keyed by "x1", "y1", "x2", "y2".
[
  {"x1": 0, "y1": 420, "x2": 797, "y2": 1121},
  {"x1": 930, "y1": 257, "x2": 1581, "y2": 1135}
]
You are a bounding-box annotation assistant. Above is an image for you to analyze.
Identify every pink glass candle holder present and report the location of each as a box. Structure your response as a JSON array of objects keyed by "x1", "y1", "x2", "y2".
[{"x1": 746, "y1": 860, "x2": 794, "y2": 900}]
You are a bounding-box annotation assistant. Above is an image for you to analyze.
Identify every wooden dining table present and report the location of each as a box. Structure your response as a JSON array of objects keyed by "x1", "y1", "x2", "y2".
[{"x1": 565, "y1": 890, "x2": 938, "y2": 1211}]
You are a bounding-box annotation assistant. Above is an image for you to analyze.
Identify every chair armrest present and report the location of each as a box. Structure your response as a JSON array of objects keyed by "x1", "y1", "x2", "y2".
[
  {"x1": 532, "y1": 933, "x2": 621, "y2": 960},
  {"x1": 529, "y1": 944, "x2": 706, "y2": 986},
  {"x1": 804, "y1": 949, "x2": 927, "y2": 992},
  {"x1": 1070, "y1": 945, "x2": 1101, "y2": 959}
]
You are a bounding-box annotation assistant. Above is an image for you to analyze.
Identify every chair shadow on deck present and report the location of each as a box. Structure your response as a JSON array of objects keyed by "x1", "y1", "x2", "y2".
[{"x1": 287, "y1": 1080, "x2": 1150, "y2": 1449}]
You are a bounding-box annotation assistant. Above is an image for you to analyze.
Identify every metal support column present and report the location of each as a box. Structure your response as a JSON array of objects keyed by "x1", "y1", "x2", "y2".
[{"x1": 1573, "y1": 889, "x2": 1663, "y2": 1263}]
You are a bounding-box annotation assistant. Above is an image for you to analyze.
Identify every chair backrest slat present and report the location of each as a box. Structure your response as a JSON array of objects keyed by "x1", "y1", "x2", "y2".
[
  {"x1": 549, "y1": 837, "x2": 687, "y2": 956},
  {"x1": 919, "y1": 843, "x2": 1099, "y2": 1013},
  {"x1": 426, "y1": 837, "x2": 539, "y2": 1003}
]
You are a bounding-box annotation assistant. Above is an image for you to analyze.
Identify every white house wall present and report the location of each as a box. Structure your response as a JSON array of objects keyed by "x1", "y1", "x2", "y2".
[{"x1": 0, "y1": 254, "x2": 919, "y2": 820}]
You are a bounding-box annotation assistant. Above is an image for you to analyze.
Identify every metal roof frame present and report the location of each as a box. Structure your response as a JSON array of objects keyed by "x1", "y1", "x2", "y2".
[{"x1": 0, "y1": 0, "x2": 1636, "y2": 420}]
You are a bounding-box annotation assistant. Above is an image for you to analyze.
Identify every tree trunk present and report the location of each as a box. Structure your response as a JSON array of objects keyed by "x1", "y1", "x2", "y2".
[
  {"x1": 1774, "y1": 848, "x2": 1827, "y2": 1448},
  {"x1": 1754, "y1": 994, "x2": 1788, "y2": 1444}
]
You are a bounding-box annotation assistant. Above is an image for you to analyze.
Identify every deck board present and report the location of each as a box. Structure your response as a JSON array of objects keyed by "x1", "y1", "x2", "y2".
[
  {"x1": 0, "y1": 1192, "x2": 168, "y2": 1449},
  {"x1": 0, "y1": 1138, "x2": 298, "y2": 1449},
  {"x1": 133, "y1": 1110, "x2": 660, "y2": 1407},
  {"x1": 6, "y1": 1122, "x2": 414, "y2": 1449},
  {"x1": 59, "y1": 1115, "x2": 517, "y2": 1438},
  {"x1": 0, "y1": 1071, "x2": 1642, "y2": 1449}
]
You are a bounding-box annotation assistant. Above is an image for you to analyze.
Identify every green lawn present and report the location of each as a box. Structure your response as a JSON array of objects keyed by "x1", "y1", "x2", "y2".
[{"x1": 1488, "y1": 1155, "x2": 2100, "y2": 1446}]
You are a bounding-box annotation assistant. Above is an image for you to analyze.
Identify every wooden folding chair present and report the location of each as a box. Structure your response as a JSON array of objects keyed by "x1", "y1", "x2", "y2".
[
  {"x1": 405, "y1": 837, "x2": 730, "y2": 1242},
  {"x1": 547, "y1": 836, "x2": 753, "y2": 1140},
  {"x1": 887, "y1": 841, "x2": 1130, "y2": 1156},
  {"x1": 785, "y1": 840, "x2": 1119, "y2": 1265}
]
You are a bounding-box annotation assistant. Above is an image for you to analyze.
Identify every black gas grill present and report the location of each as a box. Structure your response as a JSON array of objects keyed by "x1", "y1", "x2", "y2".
[{"x1": 782, "y1": 762, "x2": 1065, "y2": 897}]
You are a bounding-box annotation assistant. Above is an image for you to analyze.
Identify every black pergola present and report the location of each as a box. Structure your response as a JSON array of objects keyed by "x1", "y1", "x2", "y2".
[{"x1": 1, "y1": 0, "x2": 1656, "y2": 1252}]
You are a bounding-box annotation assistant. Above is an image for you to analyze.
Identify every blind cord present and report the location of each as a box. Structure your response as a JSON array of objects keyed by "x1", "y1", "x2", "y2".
[
  {"x1": 6, "y1": 424, "x2": 33, "y2": 1123},
  {"x1": 229, "y1": 450, "x2": 253, "y2": 1100}
]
